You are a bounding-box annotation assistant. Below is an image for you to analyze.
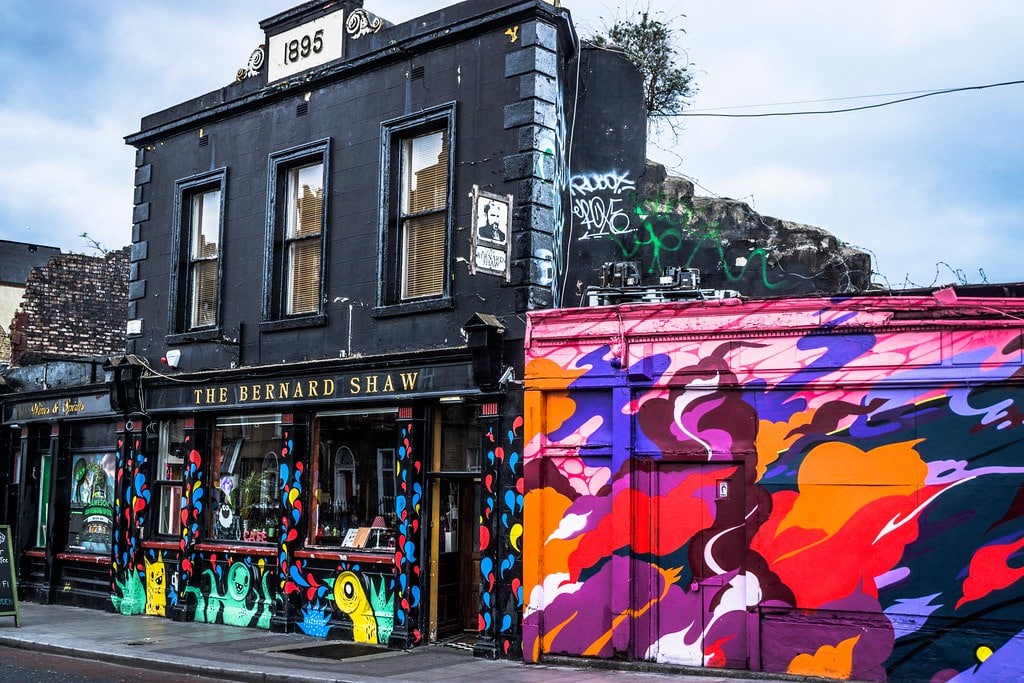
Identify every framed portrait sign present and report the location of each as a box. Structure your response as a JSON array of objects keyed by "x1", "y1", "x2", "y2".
[{"x1": 470, "y1": 185, "x2": 512, "y2": 279}]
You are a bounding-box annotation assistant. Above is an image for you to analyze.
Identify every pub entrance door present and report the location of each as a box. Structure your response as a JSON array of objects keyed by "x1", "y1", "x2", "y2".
[{"x1": 431, "y1": 476, "x2": 479, "y2": 640}]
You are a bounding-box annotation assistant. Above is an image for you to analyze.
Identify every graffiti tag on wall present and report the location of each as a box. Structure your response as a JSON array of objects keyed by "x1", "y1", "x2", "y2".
[{"x1": 570, "y1": 170, "x2": 635, "y2": 241}]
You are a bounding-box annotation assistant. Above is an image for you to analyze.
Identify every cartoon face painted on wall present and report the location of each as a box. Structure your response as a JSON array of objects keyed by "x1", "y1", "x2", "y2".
[
  {"x1": 227, "y1": 562, "x2": 251, "y2": 602},
  {"x1": 145, "y1": 553, "x2": 166, "y2": 616}
]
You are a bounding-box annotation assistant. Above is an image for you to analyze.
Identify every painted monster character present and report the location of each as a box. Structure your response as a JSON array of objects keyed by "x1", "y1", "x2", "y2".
[
  {"x1": 190, "y1": 563, "x2": 273, "y2": 629},
  {"x1": 333, "y1": 571, "x2": 377, "y2": 644},
  {"x1": 145, "y1": 552, "x2": 167, "y2": 616},
  {"x1": 112, "y1": 569, "x2": 146, "y2": 615}
]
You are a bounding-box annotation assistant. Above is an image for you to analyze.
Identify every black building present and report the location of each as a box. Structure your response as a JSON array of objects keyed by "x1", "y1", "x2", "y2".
[{"x1": 50, "y1": 0, "x2": 645, "y2": 659}]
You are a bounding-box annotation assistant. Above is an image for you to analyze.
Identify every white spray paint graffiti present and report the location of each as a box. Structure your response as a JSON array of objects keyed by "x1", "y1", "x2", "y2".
[
  {"x1": 570, "y1": 170, "x2": 635, "y2": 240},
  {"x1": 535, "y1": 248, "x2": 554, "y2": 287}
]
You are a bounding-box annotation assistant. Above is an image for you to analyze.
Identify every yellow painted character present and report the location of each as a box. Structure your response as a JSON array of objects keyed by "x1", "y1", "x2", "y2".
[
  {"x1": 145, "y1": 552, "x2": 166, "y2": 616},
  {"x1": 333, "y1": 571, "x2": 378, "y2": 644}
]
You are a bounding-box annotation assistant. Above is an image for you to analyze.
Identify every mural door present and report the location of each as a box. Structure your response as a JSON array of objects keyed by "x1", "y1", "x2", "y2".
[
  {"x1": 639, "y1": 461, "x2": 747, "y2": 669},
  {"x1": 434, "y1": 478, "x2": 478, "y2": 637}
]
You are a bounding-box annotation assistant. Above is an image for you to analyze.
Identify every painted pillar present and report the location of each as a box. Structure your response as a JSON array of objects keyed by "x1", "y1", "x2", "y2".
[
  {"x1": 390, "y1": 406, "x2": 426, "y2": 647},
  {"x1": 111, "y1": 420, "x2": 149, "y2": 615},
  {"x1": 172, "y1": 417, "x2": 204, "y2": 621},
  {"x1": 274, "y1": 413, "x2": 301, "y2": 632}
]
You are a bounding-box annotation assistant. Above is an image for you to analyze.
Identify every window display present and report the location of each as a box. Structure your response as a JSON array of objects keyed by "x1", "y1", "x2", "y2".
[
  {"x1": 310, "y1": 410, "x2": 397, "y2": 550},
  {"x1": 209, "y1": 415, "x2": 283, "y2": 544},
  {"x1": 68, "y1": 452, "x2": 116, "y2": 554}
]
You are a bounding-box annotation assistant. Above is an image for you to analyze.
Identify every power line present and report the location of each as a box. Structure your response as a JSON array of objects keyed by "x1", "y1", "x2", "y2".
[
  {"x1": 656, "y1": 79, "x2": 1024, "y2": 118},
  {"x1": 685, "y1": 88, "x2": 954, "y2": 112}
]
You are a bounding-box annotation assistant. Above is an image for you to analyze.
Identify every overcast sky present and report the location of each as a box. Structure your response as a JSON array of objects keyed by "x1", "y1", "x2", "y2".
[{"x1": 1, "y1": 1, "x2": 1021, "y2": 289}]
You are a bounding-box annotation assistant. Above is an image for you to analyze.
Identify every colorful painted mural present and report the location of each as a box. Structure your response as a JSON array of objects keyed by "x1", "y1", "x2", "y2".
[
  {"x1": 185, "y1": 556, "x2": 274, "y2": 628},
  {"x1": 394, "y1": 419, "x2": 424, "y2": 646},
  {"x1": 479, "y1": 416, "x2": 526, "y2": 658},
  {"x1": 178, "y1": 429, "x2": 203, "y2": 612},
  {"x1": 112, "y1": 432, "x2": 149, "y2": 614},
  {"x1": 524, "y1": 297, "x2": 1024, "y2": 682},
  {"x1": 280, "y1": 419, "x2": 403, "y2": 645}
]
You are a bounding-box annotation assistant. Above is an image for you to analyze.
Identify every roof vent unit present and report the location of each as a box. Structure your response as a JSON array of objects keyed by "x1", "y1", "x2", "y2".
[{"x1": 584, "y1": 266, "x2": 738, "y2": 307}]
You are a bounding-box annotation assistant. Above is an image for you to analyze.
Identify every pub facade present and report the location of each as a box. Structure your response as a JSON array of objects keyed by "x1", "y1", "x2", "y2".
[
  {"x1": 111, "y1": 0, "x2": 581, "y2": 656},
  {"x1": 4, "y1": 0, "x2": 645, "y2": 660}
]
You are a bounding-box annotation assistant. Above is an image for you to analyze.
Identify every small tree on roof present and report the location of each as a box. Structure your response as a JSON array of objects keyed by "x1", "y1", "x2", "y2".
[{"x1": 590, "y1": 7, "x2": 697, "y2": 124}]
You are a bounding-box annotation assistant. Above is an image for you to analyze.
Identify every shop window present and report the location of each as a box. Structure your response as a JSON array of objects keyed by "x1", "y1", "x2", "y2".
[
  {"x1": 264, "y1": 140, "x2": 330, "y2": 328},
  {"x1": 67, "y1": 451, "x2": 116, "y2": 555},
  {"x1": 309, "y1": 410, "x2": 397, "y2": 550},
  {"x1": 154, "y1": 420, "x2": 186, "y2": 537},
  {"x1": 377, "y1": 103, "x2": 455, "y2": 313},
  {"x1": 170, "y1": 169, "x2": 226, "y2": 336},
  {"x1": 209, "y1": 415, "x2": 283, "y2": 544},
  {"x1": 35, "y1": 452, "x2": 52, "y2": 548}
]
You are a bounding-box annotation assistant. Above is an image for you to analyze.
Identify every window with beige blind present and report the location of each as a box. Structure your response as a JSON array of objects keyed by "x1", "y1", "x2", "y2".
[
  {"x1": 401, "y1": 130, "x2": 448, "y2": 299},
  {"x1": 377, "y1": 104, "x2": 455, "y2": 312},
  {"x1": 170, "y1": 169, "x2": 226, "y2": 336},
  {"x1": 189, "y1": 188, "x2": 221, "y2": 328},
  {"x1": 285, "y1": 162, "x2": 323, "y2": 314},
  {"x1": 264, "y1": 139, "x2": 330, "y2": 327}
]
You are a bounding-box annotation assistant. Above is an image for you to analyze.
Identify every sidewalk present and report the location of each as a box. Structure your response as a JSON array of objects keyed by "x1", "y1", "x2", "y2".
[{"x1": 0, "y1": 602, "x2": 802, "y2": 683}]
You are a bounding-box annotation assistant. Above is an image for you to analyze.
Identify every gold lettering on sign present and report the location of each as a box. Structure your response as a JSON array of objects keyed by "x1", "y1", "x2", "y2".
[
  {"x1": 31, "y1": 402, "x2": 53, "y2": 416},
  {"x1": 190, "y1": 372, "x2": 422, "y2": 405},
  {"x1": 62, "y1": 399, "x2": 85, "y2": 415}
]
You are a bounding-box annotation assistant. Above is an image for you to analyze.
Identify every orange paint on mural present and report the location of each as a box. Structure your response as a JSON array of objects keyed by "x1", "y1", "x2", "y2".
[
  {"x1": 778, "y1": 440, "x2": 927, "y2": 537},
  {"x1": 523, "y1": 487, "x2": 579, "y2": 599},
  {"x1": 754, "y1": 440, "x2": 932, "y2": 607},
  {"x1": 755, "y1": 411, "x2": 814, "y2": 482},
  {"x1": 524, "y1": 357, "x2": 587, "y2": 443},
  {"x1": 787, "y1": 635, "x2": 861, "y2": 678}
]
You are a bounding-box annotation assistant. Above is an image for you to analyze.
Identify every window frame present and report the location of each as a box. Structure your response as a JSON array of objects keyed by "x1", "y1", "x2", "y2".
[
  {"x1": 66, "y1": 449, "x2": 116, "y2": 555},
  {"x1": 307, "y1": 409, "x2": 398, "y2": 551},
  {"x1": 375, "y1": 102, "x2": 457, "y2": 317},
  {"x1": 207, "y1": 413, "x2": 284, "y2": 546},
  {"x1": 168, "y1": 168, "x2": 227, "y2": 342},
  {"x1": 262, "y1": 138, "x2": 331, "y2": 332},
  {"x1": 152, "y1": 420, "x2": 186, "y2": 539}
]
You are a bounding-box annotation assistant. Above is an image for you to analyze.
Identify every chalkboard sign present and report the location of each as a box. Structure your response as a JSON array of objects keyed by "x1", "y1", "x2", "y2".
[{"x1": 0, "y1": 526, "x2": 19, "y2": 626}]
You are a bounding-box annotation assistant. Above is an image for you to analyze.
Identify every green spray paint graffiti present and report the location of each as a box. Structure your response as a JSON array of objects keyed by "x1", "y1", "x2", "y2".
[{"x1": 613, "y1": 189, "x2": 787, "y2": 290}]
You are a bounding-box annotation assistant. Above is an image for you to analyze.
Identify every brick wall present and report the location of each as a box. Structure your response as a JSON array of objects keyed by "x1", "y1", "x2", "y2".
[{"x1": 9, "y1": 248, "x2": 129, "y2": 366}]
